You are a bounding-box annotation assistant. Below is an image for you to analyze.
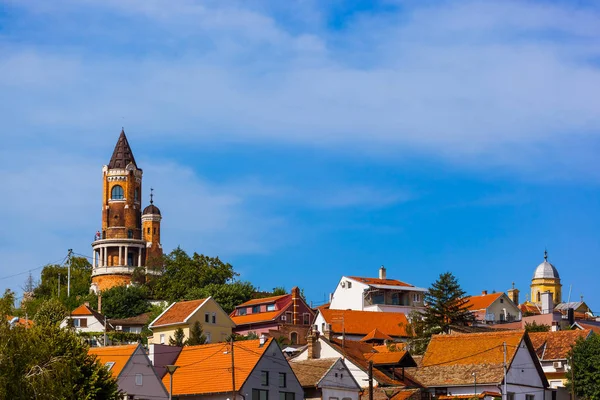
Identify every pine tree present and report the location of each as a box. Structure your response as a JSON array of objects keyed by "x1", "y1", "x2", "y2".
[
  {"x1": 567, "y1": 334, "x2": 600, "y2": 398},
  {"x1": 187, "y1": 321, "x2": 207, "y2": 346},
  {"x1": 422, "y1": 272, "x2": 473, "y2": 334},
  {"x1": 169, "y1": 327, "x2": 187, "y2": 346}
]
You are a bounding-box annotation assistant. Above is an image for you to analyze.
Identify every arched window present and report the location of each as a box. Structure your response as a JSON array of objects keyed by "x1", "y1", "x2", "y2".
[{"x1": 111, "y1": 185, "x2": 124, "y2": 200}]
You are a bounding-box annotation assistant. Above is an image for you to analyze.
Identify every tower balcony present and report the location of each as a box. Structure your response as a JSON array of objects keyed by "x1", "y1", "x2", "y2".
[
  {"x1": 92, "y1": 266, "x2": 162, "y2": 277},
  {"x1": 91, "y1": 238, "x2": 147, "y2": 274}
]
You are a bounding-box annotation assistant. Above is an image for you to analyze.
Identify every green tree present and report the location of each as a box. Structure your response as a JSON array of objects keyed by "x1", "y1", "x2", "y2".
[
  {"x1": 185, "y1": 281, "x2": 256, "y2": 314},
  {"x1": 187, "y1": 321, "x2": 207, "y2": 346},
  {"x1": 101, "y1": 285, "x2": 150, "y2": 319},
  {"x1": 422, "y1": 272, "x2": 473, "y2": 334},
  {"x1": 401, "y1": 310, "x2": 437, "y2": 355},
  {"x1": 0, "y1": 289, "x2": 15, "y2": 316},
  {"x1": 567, "y1": 333, "x2": 600, "y2": 399},
  {"x1": 272, "y1": 287, "x2": 287, "y2": 295},
  {"x1": 169, "y1": 327, "x2": 187, "y2": 347},
  {"x1": 34, "y1": 299, "x2": 67, "y2": 326},
  {"x1": 524, "y1": 321, "x2": 551, "y2": 332},
  {"x1": 0, "y1": 317, "x2": 120, "y2": 399}
]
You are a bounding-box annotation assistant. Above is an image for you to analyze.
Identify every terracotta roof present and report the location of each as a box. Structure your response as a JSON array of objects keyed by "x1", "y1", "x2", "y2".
[
  {"x1": 89, "y1": 344, "x2": 138, "y2": 378},
  {"x1": 529, "y1": 329, "x2": 592, "y2": 360},
  {"x1": 108, "y1": 129, "x2": 137, "y2": 169},
  {"x1": 320, "y1": 309, "x2": 410, "y2": 337},
  {"x1": 372, "y1": 343, "x2": 406, "y2": 353},
  {"x1": 361, "y1": 388, "x2": 421, "y2": 400},
  {"x1": 575, "y1": 322, "x2": 600, "y2": 334},
  {"x1": 365, "y1": 351, "x2": 415, "y2": 367},
  {"x1": 164, "y1": 338, "x2": 273, "y2": 396},
  {"x1": 6, "y1": 316, "x2": 33, "y2": 328},
  {"x1": 237, "y1": 295, "x2": 289, "y2": 307},
  {"x1": 348, "y1": 277, "x2": 413, "y2": 287},
  {"x1": 465, "y1": 293, "x2": 503, "y2": 311},
  {"x1": 71, "y1": 304, "x2": 108, "y2": 326},
  {"x1": 289, "y1": 358, "x2": 338, "y2": 387},
  {"x1": 519, "y1": 303, "x2": 541, "y2": 315},
  {"x1": 109, "y1": 312, "x2": 151, "y2": 326},
  {"x1": 408, "y1": 331, "x2": 526, "y2": 386},
  {"x1": 438, "y1": 392, "x2": 501, "y2": 400},
  {"x1": 152, "y1": 299, "x2": 207, "y2": 327},
  {"x1": 361, "y1": 328, "x2": 394, "y2": 342},
  {"x1": 231, "y1": 310, "x2": 286, "y2": 325}
]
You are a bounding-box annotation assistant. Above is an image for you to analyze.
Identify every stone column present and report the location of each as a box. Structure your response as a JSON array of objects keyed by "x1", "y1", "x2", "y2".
[
  {"x1": 125, "y1": 245, "x2": 129, "y2": 266},
  {"x1": 138, "y1": 248, "x2": 142, "y2": 267},
  {"x1": 119, "y1": 246, "x2": 122, "y2": 266},
  {"x1": 92, "y1": 250, "x2": 96, "y2": 268}
]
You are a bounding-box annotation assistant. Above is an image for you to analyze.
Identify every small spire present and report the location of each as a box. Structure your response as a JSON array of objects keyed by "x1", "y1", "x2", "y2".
[
  {"x1": 544, "y1": 249, "x2": 548, "y2": 261},
  {"x1": 512, "y1": 282, "x2": 515, "y2": 289},
  {"x1": 150, "y1": 187, "x2": 154, "y2": 204}
]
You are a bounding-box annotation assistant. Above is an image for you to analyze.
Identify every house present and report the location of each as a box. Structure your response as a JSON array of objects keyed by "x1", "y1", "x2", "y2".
[
  {"x1": 529, "y1": 329, "x2": 592, "y2": 389},
  {"x1": 109, "y1": 312, "x2": 151, "y2": 334},
  {"x1": 315, "y1": 308, "x2": 410, "y2": 342},
  {"x1": 6, "y1": 315, "x2": 33, "y2": 328},
  {"x1": 230, "y1": 287, "x2": 315, "y2": 345},
  {"x1": 329, "y1": 267, "x2": 427, "y2": 314},
  {"x1": 465, "y1": 291, "x2": 521, "y2": 324},
  {"x1": 163, "y1": 336, "x2": 304, "y2": 400},
  {"x1": 148, "y1": 297, "x2": 234, "y2": 345},
  {"x1": 289, "y1": 358, "x2": 362, "y2": 400},
  {"x1": 407, "y1": 330, "x2": 549, "y2": 399},
  {"x1": 292, "y1": 330, "x2": 421, "y2": 391},
  {"x1": 60, "y1": 302, "x2": 111, "y2": 332},
  {"x1": 89, "y1": 343, "x2": 169, "y2": 400}
]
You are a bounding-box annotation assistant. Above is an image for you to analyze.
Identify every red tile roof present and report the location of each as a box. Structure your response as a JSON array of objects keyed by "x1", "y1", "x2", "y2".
[
  {"x1": 6, "y1": 315, "x2": 33, "y2": 328},
  {"x1": 71, "y1": 304, "x2": 94, "y2": 315},
  {"x1": 89, "y1": 344, "x2": 138, "y2": 378},
  {"x1": 237, "y1": 295, "x2": 289, "y2": 307},
  {"x1": 529, "y1": 329, "x2": 592, "y2": 360},
  {"x1": 365, "y1": 351, "x2": 411, "y2": 366},
  {"x1": 163, "y1": 338, "x2": 273, "y2": 396},
  {"x1": 576, "y1": 322, "x2": 600, "y2": 334},
  {"x1": 289, "y1": 358, "x2": 338, "y2": 387},
  {"x1": 152, "y1": 299, "x2": 207, "y2": 327},
  {"x1": 230, "y1": 310, "x2": 286, "y2": 325},
  {"x1": 320, "y1": 309, "x2": 410, "y2": 337},
  {"x1": 465, "y1": 293, "x2": 503, "y2": 311},
  {"x1": 348, "y1": 277, "x2": 413, "y2": 287},
  {"x1": 361, "y1": 328, "x2": 394, "y2": 342}
]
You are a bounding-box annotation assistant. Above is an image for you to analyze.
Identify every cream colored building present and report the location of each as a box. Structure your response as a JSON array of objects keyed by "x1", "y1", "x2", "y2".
[{"x1": 148, "y1": 297, "x2": 235, "y2": 345}]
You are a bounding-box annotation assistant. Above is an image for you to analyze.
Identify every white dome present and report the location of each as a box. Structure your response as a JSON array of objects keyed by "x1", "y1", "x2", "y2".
[{"x1": 533, "y1": 251, "x2": 560, "y2": 279}]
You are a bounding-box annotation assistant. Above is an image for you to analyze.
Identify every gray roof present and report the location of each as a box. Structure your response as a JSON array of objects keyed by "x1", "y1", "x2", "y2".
[{"x1": 533, "y1": 261, "x2": 560, "y2": 279}]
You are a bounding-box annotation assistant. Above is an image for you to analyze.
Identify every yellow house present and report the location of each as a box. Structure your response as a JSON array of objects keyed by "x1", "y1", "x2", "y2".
[{"x1": 148, "y1": 297, "x2": 235, "y2": 345}]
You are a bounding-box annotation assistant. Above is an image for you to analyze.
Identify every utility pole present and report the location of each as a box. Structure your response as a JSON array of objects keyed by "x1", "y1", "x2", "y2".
[
  {"x1": 67, "y1": 249, "x2": 73, "y2": 297},
  {"x1": 104, "y1": 317, "x2": 107, "y2": 346},
  {"x1": 231, "y1": 337, "x2": 236, "y2": 400},
  {"x1": 503, "y1": 342, "x2": 507, "y2": 400},
  {"x1": 368, "y1": 360, "x2": 373, "y2": 400}
]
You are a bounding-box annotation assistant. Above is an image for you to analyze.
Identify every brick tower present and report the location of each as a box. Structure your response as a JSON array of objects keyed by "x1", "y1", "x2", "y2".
[{"x1": 90, "y1": 130, "x2": 163, "y2": 293}]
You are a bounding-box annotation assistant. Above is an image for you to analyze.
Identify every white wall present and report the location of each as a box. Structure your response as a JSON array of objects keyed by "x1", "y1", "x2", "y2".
[
  {"x1": 441, "y1": 385, "x2": 498, "y2": 395},
  {"x1": 329, "y1": 277, "x2": 369, "y2": 311},
  {"x1": 322, "y1": 387, "x2": 360, "y2": 400},
  {"x1": 506, "y1": 341, "x2": 544, "y2": 389},
  {"x1": 59, "y1": 315, "x2": 105, "y2": 332},
  {"x1": 319, "y1": 358, "x2": 361, "y2": 400}
]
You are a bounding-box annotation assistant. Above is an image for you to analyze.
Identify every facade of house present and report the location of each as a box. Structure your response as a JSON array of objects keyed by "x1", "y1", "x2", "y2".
[
  {"x1": 289, "y1": 357, "x2": 362, "y2": 400},
  {"x1": 149, "y1": 297, "x2": 234, "y2": 345},
  {"x1": 529, "y1": 329, "x2": 592, "y2": 389},
  {"x1": 230, "y1": 287, "x2": 315, "y2": 344},
  {"x1": 465, "y1": 291, "x2": 521, "y2": 324},
  {"x1": 163, "y1": 337, "x2": 304, "y2": 400},
  {"x1": 329, "y1": 267, "x2": 427, "y2": 314},
  {"x1": 108, "y1": 312, "x2": 151, "y2": 334},
  {"x1": 60, "y1": 303, "x2": 111, "y2": 333},
  {"x1": 315, "y1": 307, "x2": 410, "y2": 342},
  {"x1": 89, "y1": 343, "x2": 169, "y2": 400},
  {"x1": 407, "y1": 330, "x2": 549, "y2": 399},
  {"x1": 292, "y1": 330, "x2": 420, "y2": 391}
]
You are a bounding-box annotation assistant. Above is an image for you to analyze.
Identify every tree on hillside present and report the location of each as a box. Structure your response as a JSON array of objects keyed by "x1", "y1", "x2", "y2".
[
  {"x1": 153, "y1": 248, "x2": 238, "y2": 301},
  {"x1": 187, "y1": 321, "x2": 207, "y2": 346},
  {"x1": 272, "y1": 287, "x2": 287, "y2": 295},
  {"x1": 422, "y1": 272, "x2": 473, "y2": 334},
  {"x1": 185, "y1": 281, "x2": 256, "y2": 314},
  {"x1": 567, "y1": 333, "x2": 600, "y2": 398},
  {"x1": 34, "y1": 299, "x2": 67, "y2": 326},
  {"x1": 169, "y1": 327, "x2": 187, "y2": 347},
  {"x1": 0, "y1": 291, "x2": 120, "y2": 399},
  {"x1": 525, "y1": 321, "x2": 551, "y2": 332},
  {"x1": 101, "y1": 285, "x2": 150, "y2": 319}
]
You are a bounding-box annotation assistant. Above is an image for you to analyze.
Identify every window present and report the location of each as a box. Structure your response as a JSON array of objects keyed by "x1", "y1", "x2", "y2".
[
  {"x1": 290, "y1": 332, "x2": 298, "y2": 345},
  {"x1": 160, "y1": 334, "x2": 165, "y2": 344},
  {"x1": 391, "y1": 293, "x2": 400, "y2": 305},
  {"x1": 279, "y1": 393, "x2": 295, "y2": 400},
  {"x1": 525, "y1": 395, "x2": 535, "y2": 400},
  {"x1": 212, "y1": 313, "x2": 216, "y2": 324},
  {"x1": 372, "y1": 293, "x2": 384, "y2": 304},
  {"x1": 261, "y1": 371, "x2": 269, "y2": 386},
  {"x1": 147, "y1": 227, "x2": 150, "y2": 234},
  {"x1": 111, "y1": 185, "x2": 124, "y2": 200},
  {"x1": 253, "y1": 389, "x2": 268, "y2": 400},
  {"x1": 205, "y1": 313, "x2": 210, "y2": 323},
  {"x1": 500, "y1": 298, "x2": 504, "y2": 303},
  {"x1": 128, "y1": 229, "x2": 133, "y2": 238},
  {"x1": 413, "y1": 293, "x2": 420, "y2": 303},
  {"x1": 267, "y1": 304, "x2": 276, "y2": 311},
  {"x1": 105, "y1": 362, "x2": 115, "y2": 371},
  {"x1": 238, "y1": 308, "x2": 247, "y2": 316},
  {"x1": 347, "y1": 281, "x2": 352, "y2": 288},
  {"x1": 506, "y1": 394, "x2": 515, "y2": 400},
  {"x1": 73, "y1": 318, "x2": 87, "y2": 328},
  {"x1": 134, "y1": 188, "x2": 139, "y2": 202},
  {"x1": 279, "y1": 372, "x2": 286, "y2": 388},
  {"x1": 303, "y1": 313, "x2": 310, "y2": 325},
  {"x1": 253, "y1": 305, "x2": 261, "y2": 314},
  {"x1": 135, "y1": 373, "x2": 143, "y2": 386}
]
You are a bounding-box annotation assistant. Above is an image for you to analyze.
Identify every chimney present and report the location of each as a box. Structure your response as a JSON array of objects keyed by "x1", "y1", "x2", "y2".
[
  {"x1": 541, "y1": 291, "x2": 554, "y2": 314},
  {"x1": 307, "y1": 329, "x2": 319, "y2": 359},
  {"x1": 292, "y1": 286, "x2": 300, "y2": 325},
  {"x1": 379, "y1": 265, "x2": 386, "y2": 280},
  {"x1": 97, "y1": 293, "x2": 102, "y2": 313},
  {"x1": 568, "y1": 308, "x2": 575, "y2": 326},
  {"x1": 481, "y1": 290, "x2": 488, "y2": 296}
]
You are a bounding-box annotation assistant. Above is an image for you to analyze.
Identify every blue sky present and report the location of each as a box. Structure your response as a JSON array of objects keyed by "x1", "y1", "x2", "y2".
[{"x1": 1, "y1": 0, "x2": 599, "y2": 312}]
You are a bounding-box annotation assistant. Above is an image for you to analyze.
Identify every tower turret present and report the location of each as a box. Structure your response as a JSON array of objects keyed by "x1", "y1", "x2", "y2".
[{"x1": 142, "y1": 188, "x2": 163, "y2": 269}]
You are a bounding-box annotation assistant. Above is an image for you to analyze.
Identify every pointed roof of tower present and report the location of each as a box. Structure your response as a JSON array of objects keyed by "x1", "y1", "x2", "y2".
[{"x1": 108, "y1": 129, "x2": 137, "y2": 169}]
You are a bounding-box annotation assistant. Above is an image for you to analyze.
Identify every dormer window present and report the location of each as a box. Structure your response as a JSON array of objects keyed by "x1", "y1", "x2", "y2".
[
  {"x1": 252, "y1": 305, "x2": 260, "y2": 314},
  {"x1": 238, "y1": 308, "x2": 247, "y2": 316},
  {"x1": 111, "y1": 185, "x2": 124, "y2": 200},
  {"x1": 266, "y1": 304, "x2": 276, "y2": 312}
]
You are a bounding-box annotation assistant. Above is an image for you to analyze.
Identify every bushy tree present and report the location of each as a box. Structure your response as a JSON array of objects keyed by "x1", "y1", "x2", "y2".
[
  {"x1": 101, "y1": 285, "x2": 150, "y2": 319},
  {"x1": 567, "y1": 333, "x2": 600, "y2": 399},
  {"x1": 272, "y1": 287, "x2": 287, "y2": 295},
  {"x1": 422, "y1": 272, "x2": 473, "y2": 334},
  {"x1": 169, "y1": 327, "x2": 187, "y2": 347},
  {"x1": 185, "y1": 281, "x2": 256, "y2": 314},
  {"x1": 525, "y1": 321, "x2": 551, "y2": 332},
  {"x1": 402, "y1": 310, "x2": 438, "y2": 355},
  {"x1": 34, "y1": 299, "x2": 67, "y2": 326},
  {"x1": 187, "y1": 321, "x2": 207, "y2": 346}
]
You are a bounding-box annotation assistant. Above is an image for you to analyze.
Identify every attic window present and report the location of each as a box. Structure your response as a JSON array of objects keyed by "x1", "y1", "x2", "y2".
[
  {"x1": 105, "y1": 362, "x2": 115, "y2": 371},
  {"x1": 500, "y1": 298, "x2": 504, "y2": 303},
  {"x1": 266, "y1": 304, "x2": 276, "y2": 312}
]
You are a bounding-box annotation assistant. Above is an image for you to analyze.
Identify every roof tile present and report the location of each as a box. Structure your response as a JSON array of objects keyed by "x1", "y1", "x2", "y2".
[
  {"x1": 529, "y1": 329, "x2": 591, "y2": 360},
  {"x1": 348, "y1": 277, "x2": 413, "y2": 287},
  {"x1": 152, "y1": 299, "x2": 207, "y2": 327},
  {"x1": 89, "y1": 344, "x2": 138, "y2": 378},
  {"x1": 320, "y1": 309, "x2": 410, "y2": 337},
  {"x1": 464, "y1": 293, "x2": 503, "y2": 311}
]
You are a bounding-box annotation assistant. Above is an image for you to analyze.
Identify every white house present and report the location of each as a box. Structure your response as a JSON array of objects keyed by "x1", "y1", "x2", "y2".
[
  {"x1": 290, "y1": 358, "x2": 362, "y2": 400},
  {"x1": 465, "y1": 291, "x2": 521, "y2": 324},
  {"x1": 60, "y1": 302, "x2": 111, "y2": 333},
  {"x1": 329, "y1": 267, "x2": 427, "y2": 314}
]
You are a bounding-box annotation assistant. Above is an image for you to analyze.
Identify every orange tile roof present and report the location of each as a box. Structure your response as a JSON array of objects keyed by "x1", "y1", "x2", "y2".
[
  {"x1": 372, "y1": 343, "x2": 406, "y2": 353},
  {"x1": 152, "y1": 299, "x2": 207, "y2": 327},
  {"x1": 361, "y1": 328, "x2": 394, "y2": 342},
  {"x1": 6, "y1": 316, "x2": 34, "y2": 328},
  {"x1": 576, "y1": 322, "x2": 600, "y2": 334},
  {"x1": 164, "y1": 338, "x2": 273, "y2": 396},
  {"x1": 89, "y1": 344, "x2": 138, "y2": 378},
  {"x1": 348, "y1": 276, "x2": 413, "y2": 287},
  {"x1": 237, "y1": 295, "x2": 289, "y2": 307},
  {"x1": 529, "y1": 329, "x2": 592, "y2": 360},
  {"x1": 289, "y1": 358, "x2": 338, "y2": 387},
  {"x1": 519, "y1": 303, "x2": 541, "y2": 315},
  {"x1": 72, "y1": 304, "x2": 94, "y2": 315},
  {"x1": 365, "y1": 351, "x2": 410, "y2": 366},
  {"x1": 230, "y1": 310, "x2": 286, "y2": 325},
  {"x1": 320, "y1": 309, "x2": 410, "y2": 337},
  {"x1": 465, "y1": 293, "x2": 503, "y2": 311}
]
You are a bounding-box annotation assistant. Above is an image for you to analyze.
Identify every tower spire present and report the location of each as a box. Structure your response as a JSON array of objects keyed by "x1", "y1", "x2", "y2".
[
  {"x1": 108, "y1": 129, "x2": 137, "y2": 169},
  {"x1": 150, "y1": 187, "x2": 154, "y2": 204},
  {"x1": 544, "y1": 249, "x2": 548, "y2": 262}
]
